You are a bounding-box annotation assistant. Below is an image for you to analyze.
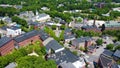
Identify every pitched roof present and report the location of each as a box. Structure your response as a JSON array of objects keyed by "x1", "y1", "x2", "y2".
[
  {"x1": 45, "y1": 40, "x2": 63, "y2": 51},
  {"x1": 102, "y1": 50, "x2": 114, "y2": 57},
  {"x1": 8, "y1": 26, "x2": 20, "y2": 30},
  {"x1": 73, "y1": 36, "x2": 93, "y2": 43},
  {"x1": 59, "y1": 62, "x2": 76, "y2": 68},
  {"x1": 64, "y1": 34, "x2": 75, "y2": 39},
  {"x1": 64, "y1": 28, "x2": 71, "y2": 34},
  {"x1": 48, "y1": 49, "x2": 79, "y2": 65},
  {"x1": 81, "y1": 25, "x2": 101, "y2": 31},
  {"x1": 111, "y1": 63, "x2": 119, "y2": 68},
  {"x1": 99, "y1": 54, "x2": 112, "y2": 67},
  {"x1": 1, "y1": 26, "x2": 8, "y2": 30},
  {"x1": 87, "y1": 45, "x2": 96, "y2": 50},
  {"x1": 114, "y1": 41, "x2": 120, "y2": 46},
  {"x1": 39, "y1": 30, "x2": 49, "y2": 41},
  {"x1": 14, "y1": 30, "x2": 39, "y2": 43},
  {"x1": 0, "y1": 36, "x2": 12, "y2": 48},
  {"x1": 113, "y1": 50, "x2": 120, "y2": 58},
  {"x1": 37, "y1": 13, "x2": 49, "y2": 18}
]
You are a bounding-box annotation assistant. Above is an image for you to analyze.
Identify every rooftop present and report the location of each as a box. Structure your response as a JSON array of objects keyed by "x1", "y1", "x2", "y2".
[
  {"x1": 99, "y1": 54, "x2": 113, "y2": 67},
  {"x1": 114, "y1": 41, "x2": 120, "y2": 46},
  {"x1": 0, "y1": 36, "x2": 12, "y2": 48},
  {"x1": 87, "y1": 45, "x2": 96, "y2": 50},
  {"x1": 36, "y1": 13, "x2": 49, "y2": 18},
  {"x1": 48, "y1": 49, "x2": 79, "y2": 65},
  {"x1": 64, "y1": 34, "x2": 75, "y2": 39},
  {"x1": 45, "y1": 40, "x2": 63, "y2": 52},
  {"x1": 82, "y1": 25, "x2": 101, "y2": 30},
  {"x1": 105, "y1": 21, "x2": 120, "y2": 27},
  {"x1": 113, "y1": 50, "x2": 120, "y2": 58},
  {"x1": 102, "y1": 50, "x2": 114, "y2": 57},
  {"x1": 111, "y1": 63, "x2": 120, "y2": 68},
  {"x1": 8, "y1": 26, "x2": 20, "y2": 30},
  {"x1": 64, "y1": 28, "x2": 72, "y2": 34},
  {"x1": 14, "y1": 30, "x2": 39, "y2": 43},
  {"x1": 1, "y1": 26, "x2": 8, "y2": 30},
  {"x1": 39, "y1": 30, "x2": 49, "y2": 41},
  {"x1": 73, "y1": 36, "x2": 93, "y2": 43}
]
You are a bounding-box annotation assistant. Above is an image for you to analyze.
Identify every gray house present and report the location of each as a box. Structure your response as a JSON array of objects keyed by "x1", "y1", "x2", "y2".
[{"x1": 72, "y1": 37, "x2": 94, "y2": 48}]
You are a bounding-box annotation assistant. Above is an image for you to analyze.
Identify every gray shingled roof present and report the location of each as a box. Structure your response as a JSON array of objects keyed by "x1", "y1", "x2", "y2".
[
  {"x1": 14, "y1": 30, "x2": 39, "y2": 43},
  {"x1": 37, "y1": 13, "x2": 49, "y2": 18},
  {"x1": 64, "y1": 28, "x2": 71, "y2": 34},
  {"x1": 87, "y1": 45, "x2": 96, "y2": 50},
  {"x1": 73, "y1": 36, "x2": 93, "y2": 43},
  {"x1": 82, "y1": 25, "x2": 101, "y2": 30},
  {"x1": 8, "y1": 26, "x2": 20, "y2": 30},
  {"x1": 64, "y1": 34, "x2": 75, "y2": 39},
  {"x1": 46, "y1": 40, "x2": 63, "y2": 51},
  {"x1": 102, "y1": 50, "x2": 114, "y2": 57},
  {"x1": 1, "y1": 26, "x2": 8, "y2": 30},
  {"x1": 111, "y1": 63, "x2": 119, "y2": 68},
  {"x1": 48, "y1": 49, "x2": 79, "y2": 65},
  {"x1": 113, "y1": 50, "x2": 120, "y2": 58},
  {"x1": 99, "y1": 54, "x2": 112, "y2": 67},
  {"x1": 0, "y1": 36, "x2": 12, "y2": 48},
  {"x1": 39, "y1": 30, "x2": 49, "y2": 41}
]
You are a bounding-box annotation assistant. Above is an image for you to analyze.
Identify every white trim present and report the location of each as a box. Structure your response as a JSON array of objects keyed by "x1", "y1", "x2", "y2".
[{"x1": 55, "y1": 48, "x2": 65, "y2": 53}]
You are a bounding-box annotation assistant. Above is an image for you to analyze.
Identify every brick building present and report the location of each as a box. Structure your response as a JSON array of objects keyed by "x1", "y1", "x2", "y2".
[
  {"x1": 72, "y1": 37, "x2": 94, "y2": 49},
  {"x1": 14, "y1": 30, "x2": 40, "y2": 47},
  {"x1": 0, "y1": 36, "x2": 14, "y2": 56}
]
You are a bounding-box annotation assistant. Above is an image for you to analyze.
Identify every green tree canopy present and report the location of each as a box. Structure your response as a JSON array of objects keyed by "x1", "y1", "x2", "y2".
[
  {"x1": 96, "y1": 39, "x2": 103, "y2": 46},
  {"x1": 106, "y1": 44, "x2": 114, "y2": 51}
]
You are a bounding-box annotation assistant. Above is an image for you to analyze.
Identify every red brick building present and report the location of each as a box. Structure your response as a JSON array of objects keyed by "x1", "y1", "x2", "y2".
[
  {"x1": 14, "y1": 30, "x2": 41, "y2": 47},
  {"x1": 0, "y1": 36, "x2": 14, "y2": 56}
]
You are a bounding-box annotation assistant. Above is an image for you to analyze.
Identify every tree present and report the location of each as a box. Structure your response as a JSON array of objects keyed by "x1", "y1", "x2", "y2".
[
  {"x1": 51, "y1": 25, "x2": 56, "y2": 30},
  {"x1": 72, "y1": 51, "x2": 77, "y2": 56},
  {"x1": 96, "y1": 39, "x2": 103, "y2": 46},
  {"x1": 60, "y1": 25, "x2": 65, "y2": 30},
  {"x1": 12, "y1": 16, "x2": 28, "y2": 27},
  {"x1": 79, "y1": 46, "x2": 85, "y2": 51},
  {"x1": 59, "y1": 30, "x2": 64, "y2": 41},
  {"x1": 106, "y1": 44, "x2": 114, "y2": 51},
  {"x1": 101, "y1": 24, "x2": 105, "y2": 32}
]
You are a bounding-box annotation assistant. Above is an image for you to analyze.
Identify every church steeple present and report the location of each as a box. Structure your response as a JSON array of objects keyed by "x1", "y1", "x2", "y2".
[{"x1": 36, "y1": 10, "x2": 39, "y2": 15}]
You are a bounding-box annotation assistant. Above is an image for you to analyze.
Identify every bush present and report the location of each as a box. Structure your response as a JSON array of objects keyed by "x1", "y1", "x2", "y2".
[
  {"x1": 96, "y1": 39, "x2": 103, "y2": 46},
  {"x1": 79, "y1": 46, "x2": 85, "y2": 51},
  {"x1": 72, "y1": 51, "x2": 77, "y2": 55},
  {"x1": 106, "y1": 44, "x2": 114, "y2": 51}
]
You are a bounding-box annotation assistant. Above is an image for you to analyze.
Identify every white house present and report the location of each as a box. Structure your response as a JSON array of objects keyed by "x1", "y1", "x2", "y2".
[
  {"x1": 7, "y1": 26, "x2": 22, "y2": 37},
  {"x1": 32, "y1": 13, "x2": 51, "y2": 22}
]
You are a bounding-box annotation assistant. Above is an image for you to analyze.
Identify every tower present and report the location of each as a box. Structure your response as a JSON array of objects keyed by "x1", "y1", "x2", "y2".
[{"x1": 36, "y1": 10, "x2": 39, "y2": 15}]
